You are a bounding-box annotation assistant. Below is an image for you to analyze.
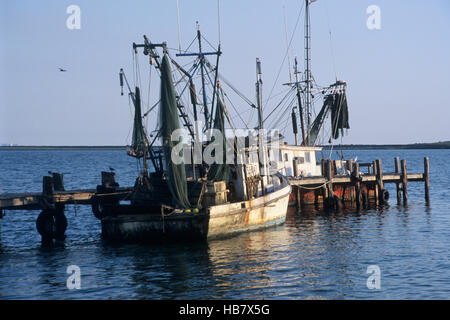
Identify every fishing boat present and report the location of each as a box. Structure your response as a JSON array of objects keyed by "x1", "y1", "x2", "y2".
[
  {"x1": 269, "y1": 0, "x2": 350, "y2": 183},
  {"x1": 92, "y1": 30, "x2": 291, "y2": 241}
]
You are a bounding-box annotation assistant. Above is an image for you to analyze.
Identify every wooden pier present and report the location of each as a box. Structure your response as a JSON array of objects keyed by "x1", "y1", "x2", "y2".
[
  {"x1": 0, "y1": 173, "x2": 132, "y2": 211},
  {"x1": 288, "y1": 157, "x2": 430, "y2": 210},
  {"x1": 0, "y1": 172, "x2": 132, "y2": 243}
]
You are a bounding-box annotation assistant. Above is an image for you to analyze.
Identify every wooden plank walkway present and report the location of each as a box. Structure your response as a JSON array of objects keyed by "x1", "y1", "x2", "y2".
[
  {"x1": 288, "y1": 157, "x2": 430, "y2": 209},
  {"x1": 0, "y1": 188, "x2": 132, "y2": 210},
  {"x1": 289, "y1": 173, "x2": 424, "y2": 187}
]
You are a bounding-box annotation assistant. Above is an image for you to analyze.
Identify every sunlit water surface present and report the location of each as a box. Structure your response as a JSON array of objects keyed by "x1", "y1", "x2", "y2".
[{"x1": 0, "y1": 149, "x2": 449, "y2": 299}]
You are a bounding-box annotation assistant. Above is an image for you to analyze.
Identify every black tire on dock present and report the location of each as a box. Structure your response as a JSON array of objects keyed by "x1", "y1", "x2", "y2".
[
  {"x1": 36, "y1": 210, "x2": 54, "y2": 242},
  {"x1": 54, "y1": 212, "x2": 67, "y2": 241},
  {"x1": 381, "y1": 189, "x2": 390, "y2": 202},
  {"x1": 91, "y1": 196, "x2": 104, "y2": 220}
]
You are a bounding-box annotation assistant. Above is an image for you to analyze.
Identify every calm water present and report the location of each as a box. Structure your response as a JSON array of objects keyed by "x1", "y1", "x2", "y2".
[{"x1": 0, "y1": 149, "x2": 449, "y2": 299}]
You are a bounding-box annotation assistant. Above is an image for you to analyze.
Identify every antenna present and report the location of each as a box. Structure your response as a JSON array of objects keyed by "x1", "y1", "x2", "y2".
[
  {"x1": 283, "y1": 4, "x2": 292, "y2": 84},
  {"x1": 217, "y1": 0, "x2": 221, "y2": 45},
  {"x1": 176, "y1": 0, "x2": 182, "y2": 53}
]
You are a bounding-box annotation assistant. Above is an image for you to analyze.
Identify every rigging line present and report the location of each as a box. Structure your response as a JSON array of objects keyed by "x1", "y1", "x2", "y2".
[
  {"x1": 263, "y1": 86, "x2": 292, "y2": 104},
  {"x1": 184, "y1": 35, "x2": 198, "y2": 53},
  {"x1": 263, "y1": 87, "x2": 296, "y2": 123},
  {"x1": 219, "y1": 89, "x2": 236, "y2": 131},
  {"x1": 280, "y1": 113, "x2": 291, "y2": 136},
  {"x1": 274, "y1": 96, "x2": 296, "y2": 128},
  {"x1": 227, "y1": 106, "x2": 253, "y2": 124},
  {"x1": 264, "y1": 0, "x2": 305, "y2": 111},
  {"x1": 283, "y1": 3, "x2": 292, "y2": 83},
  {"x1": 201, "y1": 35, "x2": 217, "y2": 52},
  {"x1": 266, "y1": 94, "x2": 293, "y2": 129},
  {"x1": 222, "y1": 90, "x2": 249, "y2": 129},
  {"x1": 274, "y1": 100, "x2": 296, "y2": 130},
  {"x1": 268, "y1": 96, "x2": 296, "y2": 129},
  {"x1": 248, "y1": 107, "x2": 255, "y2": 126},
  {"x1": 204, "y1": 58, "x2": 255, "y2": 108}
]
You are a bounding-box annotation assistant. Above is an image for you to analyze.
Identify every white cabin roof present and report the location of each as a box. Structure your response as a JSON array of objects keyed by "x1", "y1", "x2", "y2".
[{"x1": 279, "y1": 144, "x2": 322, "y2": 152}]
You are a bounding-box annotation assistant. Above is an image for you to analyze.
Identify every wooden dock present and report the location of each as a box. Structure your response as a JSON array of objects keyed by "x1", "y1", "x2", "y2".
[
  {"x1": 288, "y1": 157, "x2": 430, "y2": 210},
  {"x1": 0, "y1": 172, "x2": 132, "y2": 243},
  {"x1": 0, "y1": 188, "x2": 132, "y2": 211},
  {"x1": 0, "y1": 171, "x2": 132, "y2": 211}
]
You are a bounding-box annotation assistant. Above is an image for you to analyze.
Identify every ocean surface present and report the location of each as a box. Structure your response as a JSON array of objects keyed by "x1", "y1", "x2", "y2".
[{"x1": 0, "y1": 149, "x2": 449, "y2": 300}]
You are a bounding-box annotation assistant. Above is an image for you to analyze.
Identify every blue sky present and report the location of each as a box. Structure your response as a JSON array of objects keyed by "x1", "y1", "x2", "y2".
[{"x1": 1, "y1": 0, "x2": 449, "y2": 145}]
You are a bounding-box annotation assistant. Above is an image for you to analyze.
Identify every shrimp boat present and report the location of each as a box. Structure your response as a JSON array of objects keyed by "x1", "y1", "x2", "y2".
[
  {"x1": 93, "y1": 30, "x2": 291, "y2": 241},
  {"x1": 269, "y1": 0, "x2": 350, "y2": 193}
]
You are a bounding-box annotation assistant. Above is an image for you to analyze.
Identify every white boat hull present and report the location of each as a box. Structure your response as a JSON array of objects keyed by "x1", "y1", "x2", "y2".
[{"x1": 101, "y1": 179, "x2": 291, "y2": 241}]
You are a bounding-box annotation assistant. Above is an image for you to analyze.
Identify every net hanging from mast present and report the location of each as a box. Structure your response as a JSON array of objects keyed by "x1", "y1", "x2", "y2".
[{"x1": 159, "y1": 54, "x2": 191, "y2": 209}]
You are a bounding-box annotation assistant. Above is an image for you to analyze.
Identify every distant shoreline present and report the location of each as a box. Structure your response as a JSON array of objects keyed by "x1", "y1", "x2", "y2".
[
  {"x1": 320, "y1": 141, "x2": 450, "y2": 150},
  {"x1": 1, "y1": 141, "x2": 449, "y2": 150},
  {"x1": 0, "y1": 146, "x2": 127, "y2": 150}
]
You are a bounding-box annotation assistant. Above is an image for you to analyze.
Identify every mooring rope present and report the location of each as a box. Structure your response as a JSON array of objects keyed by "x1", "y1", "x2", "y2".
[{"x1": 296, "y1": 179, "x2": 332, "y2": 190}]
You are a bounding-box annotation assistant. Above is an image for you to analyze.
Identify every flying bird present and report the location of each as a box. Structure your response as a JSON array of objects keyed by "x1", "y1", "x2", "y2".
[{"x1": 58, "y1": 67, "x2": 67, "y2": 72}]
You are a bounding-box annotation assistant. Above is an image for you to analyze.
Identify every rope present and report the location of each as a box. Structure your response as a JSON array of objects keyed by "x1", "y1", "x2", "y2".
[{"x1": 296, "y1": 179, "x2": 332, "y2": 190}]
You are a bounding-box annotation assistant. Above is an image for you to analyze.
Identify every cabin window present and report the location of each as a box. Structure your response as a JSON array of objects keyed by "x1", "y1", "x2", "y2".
[
  {"x1": 305, "y1": 152, "x2": 311, "y2": 163},
  {"x1": 284, "y1": 153, "x2": 289, "y2": 162},
  {"x1": 298, "y1": 157, "x2": 305, "y2": 164}
]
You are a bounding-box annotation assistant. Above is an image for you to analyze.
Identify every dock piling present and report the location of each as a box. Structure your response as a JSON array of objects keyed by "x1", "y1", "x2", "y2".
[
  {"x1": 42, "y1": 176, "x2": 54, "y2": 198},
  {"x1": 372, "y1": 161, "x2": 379, "y2": 205},
  {"x1": 353, "y1": 162, "x2": 361, "y2": 210},
  {"x1": 375, "y1": 159, "x2": 388, "y2": 204},
  {"x1": 52, "y1": 173, "x2": 65, "y2": 191},
  {"x1": 394, "y1": 157, "x2": 401, "y2": 204},
  {"x1": 424, "y1": 157, "x2": 430, "y2": 204},
  {"x1": 401, "y1": 159, "x2": 408, "y2": 204}
]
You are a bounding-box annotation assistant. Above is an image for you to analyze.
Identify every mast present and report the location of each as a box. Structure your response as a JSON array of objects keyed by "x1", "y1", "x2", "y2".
[
  {"x1": 294, "y1": 57, "x2": 306, "y2": 145},
  {"x1": 197, "y1": 24, "x2": 209, "y2": 131},
  {"x1": 120, "y1": 68, "x2": 150, "y2": 176},
  {"x1": 255, "y1": 58, "x2": 267, "y2": 195},
  {"x1": 176, "y1": 25, "x2": 221, "y2": 134},
  {"x1": 304, "y1": 0, "x2": 312, "y2": 145}
]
